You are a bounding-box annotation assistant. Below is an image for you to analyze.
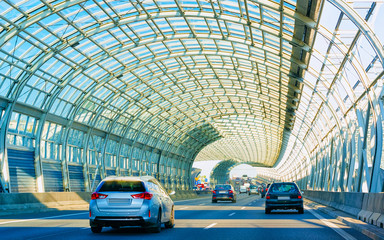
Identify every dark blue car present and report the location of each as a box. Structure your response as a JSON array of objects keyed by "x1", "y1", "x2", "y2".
[{"x1": 212, "y1": 184, "x2": 237, "y2": 203}]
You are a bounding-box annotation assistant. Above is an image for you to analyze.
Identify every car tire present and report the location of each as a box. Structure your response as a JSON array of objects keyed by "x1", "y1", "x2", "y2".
[
  {"x1": 147, "y1": 209, "x2": 162, "y2": 233},
  {"x1": 265, "y1": 208, "x2": 271, "y2": 214},
  {"x1": 298, "y1": 207, "x2": 304, "y2": 214},
  {"x1": 91, "y1": 226, "x2": 102, "y2": 233},
  {"x1": 165, "y1": 207, "x2": 175, "y2": 229},
  {"x1": 212, "y1": 200, "x2": 217, "y2": 203},
  {"x1": 232, "y1": 199, "x2": 236, "y2": 203}
]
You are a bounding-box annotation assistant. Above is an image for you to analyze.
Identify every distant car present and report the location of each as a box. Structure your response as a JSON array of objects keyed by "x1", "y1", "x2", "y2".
[
  {"x1": 265, "y1": 182, "x2": 304, "y2": 214},
  {"x1": 260, "y1": 186, "x2": 267, "y2": 198},
  {"x1": 89, "y1": 176, "x2": 175, "y2": 233},
  {"x1": 248, "y1": 185, "x2": 259, "y2": 195},
  {"x1": 212, "y1": 184, "x2": 237, "y2": 203},
  {"x1": 239, "y1": 186, "x2": 247, "y2": 194}
]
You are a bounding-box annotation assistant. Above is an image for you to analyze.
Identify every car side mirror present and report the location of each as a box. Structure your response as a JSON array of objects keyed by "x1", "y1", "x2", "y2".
[{"x1": 168, "y1": 191, "x2": 176, "y2": 196}]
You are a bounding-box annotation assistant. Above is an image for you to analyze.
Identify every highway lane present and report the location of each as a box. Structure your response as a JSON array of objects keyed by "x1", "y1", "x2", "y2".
[{"x1": 0, "y1": 194, "x2": 371, "y2": 240}]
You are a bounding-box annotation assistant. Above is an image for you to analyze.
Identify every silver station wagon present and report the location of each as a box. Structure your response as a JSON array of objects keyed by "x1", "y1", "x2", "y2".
[{"x1": 89, "y1": 176, "x2": 175, "y2": 233}]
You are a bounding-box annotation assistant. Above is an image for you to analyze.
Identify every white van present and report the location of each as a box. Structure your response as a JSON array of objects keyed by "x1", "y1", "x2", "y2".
[{"x1": 239, "y1": 185, "x2": 247, "y2": 194}]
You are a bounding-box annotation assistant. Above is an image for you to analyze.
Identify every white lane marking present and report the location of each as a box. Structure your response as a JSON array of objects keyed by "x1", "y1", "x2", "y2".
[
  {"x1": 204, "y1": 223, "x2": 217, "y2": 229},
  {"x1": 179, "y1": 207, "x2": 189, "y2": 210},
  {"x1": 0, "y1": 212, "x2": 87, "y2": 225},
  {"x1": 307, "y1": 207, "x2": 357, "y2": 240},
  {"x1": 174, "y1": 197, "x2": 210, "y2": 203},
  {"x1": 199, "y1": 203, "x2": 205, "y2": 206},
  {"x1": 228, "y1": 212, "x2": 236, "y2": 217},
  {"x1": 241, "y1": 207, "x2": 246, "y2": 209}
]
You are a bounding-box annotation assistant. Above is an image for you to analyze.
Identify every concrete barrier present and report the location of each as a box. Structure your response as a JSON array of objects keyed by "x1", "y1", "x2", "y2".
[
  {"x1": 0, "y1": 190, "x2": 205, "y2": 215},
  {"x1": 304, "y1": 190, "x2": 384, "y2": 229},
  {"x1": 0, "y1": 192, "x2": 90, "y2": 213}
]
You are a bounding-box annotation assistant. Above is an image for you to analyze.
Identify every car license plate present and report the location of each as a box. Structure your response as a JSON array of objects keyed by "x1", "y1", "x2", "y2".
[
  {"x1": 109, "y1": 198, "x2": 132, "y2": 204},
  {"x1": 278, "y1": 196, "x2": 290, "y2": 200},
  {"x1": 219, "y1": 191, "x2": 226, "y2": 194}
]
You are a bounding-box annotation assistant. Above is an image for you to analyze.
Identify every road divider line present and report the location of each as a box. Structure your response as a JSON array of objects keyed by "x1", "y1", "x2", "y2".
[
  {"x1": 229, "y1": 212, "x2": 236, "y2": 216},
  {"x1": 204, "y1": 223, "x2": 217, "y2": 229},
  {"x1": 307, "y1": 207, "x2": 357, "y2": 240},
  {"x1": 179, "y1": 207, "x2": 189, "y2": 210},
  {"x1": 241, "y1": 207, "x2": 246, "y2": 209},
  {"x1": 0, "y1": 212, "x2": 87, "y2": 225}
]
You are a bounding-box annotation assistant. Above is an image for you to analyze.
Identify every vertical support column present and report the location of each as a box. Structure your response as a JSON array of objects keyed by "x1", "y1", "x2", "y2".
[
  {"x1": 34, "y1": 113, "x2": 46, "y2": 192},
  {"x1": 339, "y1": 131, "x2": 347, "y2": 191},
  {"x1": 346, "y1": 128, "x2": 356, "y2": 192},
  {"x1": 356, "y1": 106, "x2": 371, "y2": 192},
  {"x1": 100, "y1": 134, "x2": 109, "y2": 179},
  {"x1": 61, "y1": 126, "x2": 71, "y2": 192},
  {"x1": 324, "y1": 143, "x2": 331, "y2": 191},
  {"x1": 369, "y1": 101, "x2": 383, "y2": 192},
  {"x1": 0, "y1": 106, "x2": 12, "y2": 192},
  {"x1": 82, "y1": 130, "x2": 92, "y2": 192}
]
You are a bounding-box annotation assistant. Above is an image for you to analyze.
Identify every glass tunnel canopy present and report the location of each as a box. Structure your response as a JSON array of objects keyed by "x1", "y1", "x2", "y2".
[{"x1": 0, "y1": 0, "x2": 384, "y2": 193}]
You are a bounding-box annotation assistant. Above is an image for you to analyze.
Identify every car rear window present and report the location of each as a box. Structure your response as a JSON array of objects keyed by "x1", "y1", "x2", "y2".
[
  {"x1": 215, "y1": 185, "x2": 231, "y2": 190},
  {"x1": 269, "y1": 183, "x2": 298, "y2": 193},
  {"x1": 98, "y1": 180, "x2": 146, "y2": 192}
]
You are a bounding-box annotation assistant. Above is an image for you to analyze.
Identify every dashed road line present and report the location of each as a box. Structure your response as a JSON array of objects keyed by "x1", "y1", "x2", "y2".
[
  {"x1": 229, "y1": 212, "x2": 236, "y2": 216},
  {"x1": 179, "y1": 207, "x2": 189, "y2": 210},
  {"x1": 241, "y1": 207, "x2": 246, "y2": 209},
  {"x1": 204, "y1": 223, "x2": 217, "y2": 229}
]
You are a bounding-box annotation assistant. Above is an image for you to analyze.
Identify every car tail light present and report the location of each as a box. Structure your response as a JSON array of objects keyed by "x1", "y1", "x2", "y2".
[
  {"x1": 298, "y1": 195, "x2": 302, "y2": 199},
  {"x1": 91, "y1": 192, "x2": 108, "y2": 200},
  {"x1": 212, "y1": 190, "x2": 216, "y2": 194},
  {"x1": 266, "y1": 188, "x2": 268, "y2": 192},
  {"x1": 131, "y1": 192, "x2": 153, "y2": 200},
  {"x1": 148, "y1": 210, "x2": 151, "y2": 218},
  {"x1": 213, "y1": 196, "x2": 216, "y2": 199},
  {"x1": 89, "y1": 210, "x2": 91, "y2": 218},
  {"x1": 228, "y1": 190, "x2": 233, "y2": 194},
  {"x1": 266, "y1": 194, "x2": 271, "y2": 199}
]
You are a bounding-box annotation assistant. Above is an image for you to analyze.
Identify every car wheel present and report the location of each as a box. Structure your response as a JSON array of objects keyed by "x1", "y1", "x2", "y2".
[
  {"x1": 165, "y1": 207, "x2": 175, "y2": 229},
  {"x1": 147, "y1": 209, "x2": 162, "y2": 233},
  {"x1": 298, "y1": 207, "x2": 304, "y2": 214},
  {"x1": 232, "y1": 199, "x2": 236, "y2": 203},
  {"x1": 265, "y1": 208, "x2": 271, "y2": 214},
  {"x1": 212, "y1": 200, "x2": 217, "y2": 203},
  {"x1": 91, "y1": 226, "x2": 102, "y2": 233}
]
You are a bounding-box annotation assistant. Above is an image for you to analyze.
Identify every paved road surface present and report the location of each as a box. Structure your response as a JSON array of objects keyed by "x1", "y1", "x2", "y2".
[{"x1": 0, "y1": 194, "x2": 371, "y2": 240}]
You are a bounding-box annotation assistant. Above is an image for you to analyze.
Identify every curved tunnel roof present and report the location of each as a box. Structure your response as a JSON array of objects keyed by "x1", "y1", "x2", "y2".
[{"x1": 1, "y1": 0, "x2": 384, "y2": 179}]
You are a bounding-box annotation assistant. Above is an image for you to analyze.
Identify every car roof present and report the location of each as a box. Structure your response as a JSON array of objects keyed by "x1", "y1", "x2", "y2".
[{"x1": 101, "y1": 175, "x2": 156, "y2": 182}]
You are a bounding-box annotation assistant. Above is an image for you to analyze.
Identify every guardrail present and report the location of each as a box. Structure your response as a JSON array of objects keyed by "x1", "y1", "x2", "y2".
[{"x1": 304, "y1": 190, "x2": 384, "y2": 228}]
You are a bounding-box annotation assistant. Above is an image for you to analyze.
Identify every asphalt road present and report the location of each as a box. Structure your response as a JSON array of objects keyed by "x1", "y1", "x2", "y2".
[{"x1": 0, "y1": 194, "x2": 371, "y2": 240}]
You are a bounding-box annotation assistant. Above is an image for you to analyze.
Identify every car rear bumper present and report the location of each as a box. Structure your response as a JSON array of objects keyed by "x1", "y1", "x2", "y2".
[
  {"x1": 212, "y1": 195, "x2": 234, "y2": 200},
  {"x1": 266, "y1": 200, "x2": 303, "y2": 209},
  {"x1": 90, "y1": 215, "x2": 156, "y2": 227}
]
